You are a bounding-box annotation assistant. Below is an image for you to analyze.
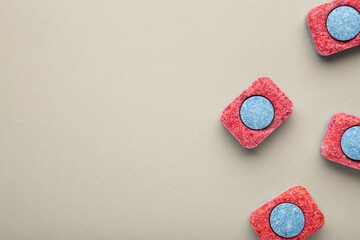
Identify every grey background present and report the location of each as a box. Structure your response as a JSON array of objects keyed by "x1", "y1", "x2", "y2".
[{"x1": 0, "y1": 0, "x2": 360, "y2": 239}]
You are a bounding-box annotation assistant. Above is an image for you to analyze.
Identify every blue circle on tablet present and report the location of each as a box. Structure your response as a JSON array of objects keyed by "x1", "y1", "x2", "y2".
[
  {"x1": 240, "y1": 96, "x2": 274, "y2": 130},
  {"x1": 341, "y1": 126, "x2": 360, "y2": 161},
  {"x1": 326, "y1": 6, "x2": 360, "y2": 41},
  {"x1": 270, "y1": 203, "x2": 305, "y2": 238}
]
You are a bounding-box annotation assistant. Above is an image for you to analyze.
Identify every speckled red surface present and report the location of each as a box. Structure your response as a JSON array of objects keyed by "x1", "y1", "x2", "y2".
[
  {"x1": 250, "y1": 186, "x2": 325, "y2": 240},
  {"x1": 220, "y1": 77, "x2": 293, "y2": 148},
  {"x1": 321, "y1": 112, "x2": 360, "y2": 170},
  {"x1": 306, "y1": 0, "x2": 360, "y2": 56}
]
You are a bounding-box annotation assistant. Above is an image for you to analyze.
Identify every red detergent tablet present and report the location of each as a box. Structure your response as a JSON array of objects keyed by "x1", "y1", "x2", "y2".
[
  {"x1": 321, "y1": 112, "x2": 360, "y2": 170},
  {"x1": 250, "y1": 186, "x2": 325, "y2": 240},
  {"x1": 306, "y1": 0, "x2": 360, "y2": 56},
  {"x1": 220, "y1": 77, "x2": 293, "y2": 148}
]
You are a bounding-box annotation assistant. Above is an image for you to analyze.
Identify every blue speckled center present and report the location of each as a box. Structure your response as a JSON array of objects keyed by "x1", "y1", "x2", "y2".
[
  {"x1": 240, "y1": 96, "x2": 274, "y2": 130},
  {"x1": 341, "y1": 126, "x2": 360, "y2": 161},
  {"x1": 270, "y1": 203, "x2": 305, "y2": 239},
  {"x1": 326, "y1": 6, "x2": 360, "y2": 41}
]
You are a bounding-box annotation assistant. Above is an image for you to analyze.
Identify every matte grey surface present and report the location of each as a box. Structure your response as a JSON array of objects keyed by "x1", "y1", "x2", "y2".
[{"x1": 1, "y1": 1, "x2": 360, "y2": 240}]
